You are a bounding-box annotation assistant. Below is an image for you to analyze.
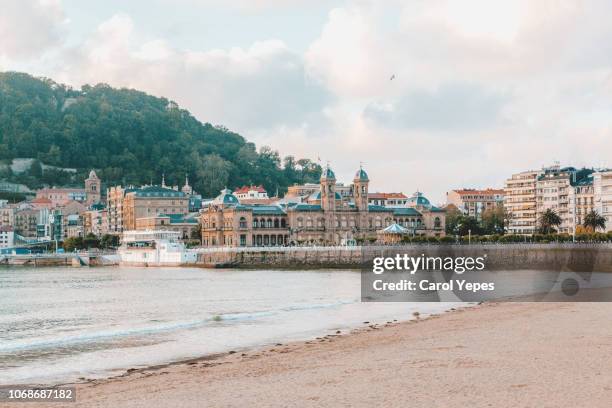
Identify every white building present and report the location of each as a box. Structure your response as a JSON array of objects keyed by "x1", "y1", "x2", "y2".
[
  {"x1": 594, "y1": 170, "x2": 612, "y2": 232},
  {"x1": 234, "y1": 185, "x2": 269, "y2": 200},
  {"x1": 504, "y1": 169, "x2": 542, "y2": 235},
  {"x1": 0, "y1": 226, "x2": 15, "y2": 248}
]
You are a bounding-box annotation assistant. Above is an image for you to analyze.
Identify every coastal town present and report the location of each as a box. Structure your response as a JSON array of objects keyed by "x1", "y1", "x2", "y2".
[{"x1": 0, "y1": 161, "x2": 611, "y2": 254}]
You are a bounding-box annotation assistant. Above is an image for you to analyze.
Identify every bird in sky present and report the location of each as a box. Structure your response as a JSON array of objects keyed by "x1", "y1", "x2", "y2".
[{"x1": 390, "y1": 74, "x2": 396, "y2": 81}]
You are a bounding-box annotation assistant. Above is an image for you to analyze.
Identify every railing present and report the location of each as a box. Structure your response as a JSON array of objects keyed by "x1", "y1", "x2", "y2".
[{"x1": 191, "y1": 242, "x2": 612, "y2": 254}]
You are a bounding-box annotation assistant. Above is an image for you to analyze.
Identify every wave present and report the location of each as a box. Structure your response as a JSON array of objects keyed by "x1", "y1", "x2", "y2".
[{"x1": 0, "y1": 299, "x2": 359, "y2": 354}]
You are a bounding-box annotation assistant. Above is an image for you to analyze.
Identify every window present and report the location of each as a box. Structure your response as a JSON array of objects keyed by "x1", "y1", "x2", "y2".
[{"x1": 239, "y1": 217, "x2": 247, "y2": 229}]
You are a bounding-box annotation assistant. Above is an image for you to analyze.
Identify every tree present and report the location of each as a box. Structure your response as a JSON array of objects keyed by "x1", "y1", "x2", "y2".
[
  {"x1": 83, "y1": 233, "x2": 100, "y2": 249},
  {"x1": 455, "y1": 216, "x2": 481, "y2": 236},
  {"x1": 538, "y1": 209, "x2": 562, "y2": 234},
  {"x1": 0, "y1": 71, "x2": 321, "y2": 194},
  {"x1": 100, "y1": 234, "x2": 120, "y2": 249},
  {"x1": 28, "y1": 159, "x2": 43, "y2": 178},
  {"x1": 480, "y1": 205, "x2": 506, "y2": 235},
  {"x1": 190, "y1": 223, "x2": 202, "y2": 241},
  {"x1": 63, "y1": 237, "x2": 84, "y2": 252},
  {"x1": 583, "y1": 210, "x2": 606, "y2": 232},
  {"x1": 444, "y1": 205, "x2": 462, "y2": 234}
]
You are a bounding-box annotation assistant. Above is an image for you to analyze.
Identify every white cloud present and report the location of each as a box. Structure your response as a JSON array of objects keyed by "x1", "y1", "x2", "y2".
[
  {"x1": 3, "y1": 1, "x2": 612, "y2": 202},
  {"x1": 54, "y1": 14, "x2": 331, "y2": 131},
  {"x1": 0, "y1": 0, "x2": 65, "y2": 60}
]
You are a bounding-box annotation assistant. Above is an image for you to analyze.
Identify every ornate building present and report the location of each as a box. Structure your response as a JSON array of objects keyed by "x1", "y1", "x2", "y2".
[
  {"x1": 85, "y1": 170, "x2": 101, "y2": 206},
  {"x1": 200, "y1": 166, "x2": 445, "y2": 247}
]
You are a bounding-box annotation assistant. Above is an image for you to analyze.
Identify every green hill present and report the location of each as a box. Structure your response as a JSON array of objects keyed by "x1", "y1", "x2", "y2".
[{"x1": 0, "y1": 72, "x2": 321, "y2": 197}]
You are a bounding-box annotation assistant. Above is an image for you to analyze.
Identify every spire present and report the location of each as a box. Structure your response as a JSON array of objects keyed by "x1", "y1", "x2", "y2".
[
  {"x1": 161, "y1": 173, "x2": 166, "y2": 188},
  {"x1": 185, "y1": 173, "x2": 190, "y2": 187}
]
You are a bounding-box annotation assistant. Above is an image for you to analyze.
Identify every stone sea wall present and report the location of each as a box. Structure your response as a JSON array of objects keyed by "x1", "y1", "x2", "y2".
[{"x1": 195, "y1": 244, "x2": 612, "y2": 272}]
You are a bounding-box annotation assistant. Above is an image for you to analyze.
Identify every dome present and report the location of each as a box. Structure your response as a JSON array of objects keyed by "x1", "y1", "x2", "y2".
[
  {"x1": 213, "y1": 188, "x2": 239, "y2": 205},
  {"x1": 407, "y1": 191, "x2": 431, "y2": 208},
  {"x1": 354, "y1": 168, "x2": 369, "y2": 181},
  {"x1": 321, "y1": 166, "x2": 336, "y2": 181}
]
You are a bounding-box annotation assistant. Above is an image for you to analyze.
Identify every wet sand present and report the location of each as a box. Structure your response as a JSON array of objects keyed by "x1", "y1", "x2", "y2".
[{"x1": 10, "y1": 301, "x2": 612, "y2": 408}]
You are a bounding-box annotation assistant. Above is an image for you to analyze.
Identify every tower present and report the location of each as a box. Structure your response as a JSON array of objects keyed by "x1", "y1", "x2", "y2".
[
  {"x1": 85, "y1": 170, "x2": 101, "y2": 206},
  {"x1": 353, "y1": 166, "x2": 369, "y2": 212},
  {"x1": 182, "y1": 174, "x2": 193, "y2": 195},
  {"x1": 320, "y1": 165, "x2": 337, "y2": 212}
]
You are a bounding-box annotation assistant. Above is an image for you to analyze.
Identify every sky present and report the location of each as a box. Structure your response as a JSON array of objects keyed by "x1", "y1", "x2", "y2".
[{"x1": 2, "y1": 0, "x2": 612, "y2": 204}]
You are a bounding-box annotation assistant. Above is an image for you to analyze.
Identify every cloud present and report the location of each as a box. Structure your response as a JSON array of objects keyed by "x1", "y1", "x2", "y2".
[
  {"x1": 363, "y1": 83, "x2": 510, "y2": 130},
  {"x1": 0, "y1": 0, "x2": 65, "y2": 59},
  {"x1": 55, "y1": 14, "x2": 331, "y2": 131},
  {"x1": 4, "y1": 1, "x2": 612, "y2": 203}
]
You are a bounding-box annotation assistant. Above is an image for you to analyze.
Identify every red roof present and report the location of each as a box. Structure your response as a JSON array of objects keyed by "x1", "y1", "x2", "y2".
[
  {"x1": 234, "y1": 185, "x2": 267, "y2": 194},
  {"x1": 368, "y1": 192, "x2": 408, "y2": 199},
  {"x1": 452, "y1": 189, "x2": 504, "y2": 196},
  {"x1": 31, "y1": 197, "x2": 52, "y2": 204}
]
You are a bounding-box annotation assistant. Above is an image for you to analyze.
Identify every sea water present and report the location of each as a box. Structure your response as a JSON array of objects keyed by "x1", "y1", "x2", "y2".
[{"x1": 0, "y1": 267, "x2": 456, "y2": 385}]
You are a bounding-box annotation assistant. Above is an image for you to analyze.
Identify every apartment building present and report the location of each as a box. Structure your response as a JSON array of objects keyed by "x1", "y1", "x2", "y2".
[
  {"x1": 568, "y1": 175, "x2": 594, "y2": 233},
  {"x1": 536, "y1": 167, "x2": 594, "y2": 234},
  {"x1": 0, "y1": 200, "x2": 15, "y2": 229},
  {"x1": 0, "y1": 226, "x2": 15, "y2": 248},
  {"x1": 446, "y1": 189, "x2": 504, "y2": 219},
  {"x1": 504, "y1": 169, "x2": 542, "y2": 234},
  {"x1": 594, "y1": 170, "x2": 612, "y2": 232}
]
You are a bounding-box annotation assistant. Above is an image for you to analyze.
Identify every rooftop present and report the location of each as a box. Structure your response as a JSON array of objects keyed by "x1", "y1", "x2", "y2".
[
  {"x1": 451, "y1": 188, "x2": 504, "y2": 196},
  {"x1": 234, "y1": 185, "x2": 267, "y2": 194},
  {"x1": 368, "y1": 192, "x2": 408, "y2": 200},
  {"x1": 132, "y1": 185, "x2": 186, "y2": 198}
]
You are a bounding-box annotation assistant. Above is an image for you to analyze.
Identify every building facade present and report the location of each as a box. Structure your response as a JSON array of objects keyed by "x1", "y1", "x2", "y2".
[
  {"x1": 505, "y1": 169, "x2": 542, "y2": 235},
  {"x1": 446, "y1": 188, "x2": 504, "y2": 219},
  {"x1": 234, "y1": 185, "x2": 269, "y2": 200},
  {"x1": 200, "y1": 166, "x2": 445, "y2": 247},
  {"x1": 135, "y1": 213, "x2": 199, "y2": 240},
  {"x1": 367, "y1": 193, "x2": 408, "y2": 207},
  {"x1": 84, "y1": 170, "x2": 102, "y2": 206},
  {"x1": 123, "y1": 186, "x2": 189, "y2": 231},
  {"x1": 594, "y1": 170, "x2": 612, "y2": 232},
  {"x1": 568, "y1": 176, "x2": 594, "y2": 233},
  {"x1": 506, "y1": 164, "x2": 597, "y2": 235},
  {"x1": 36, "y1": 169, "x2": 101, "y2": 207}
]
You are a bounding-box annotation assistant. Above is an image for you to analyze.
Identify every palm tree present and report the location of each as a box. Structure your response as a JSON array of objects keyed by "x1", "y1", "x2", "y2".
[
  {"x1": 583, "y1": 210, "x2": 606, "y2": 232},
  {"x1": 539, "y1": 209, "x2": 562, "y2": 234}
]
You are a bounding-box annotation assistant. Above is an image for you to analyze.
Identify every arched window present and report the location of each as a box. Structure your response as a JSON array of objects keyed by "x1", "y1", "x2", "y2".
[
  {"x1": 239, "y1": 217, "x2": 247, "y2": 229},
  {"x1": 274, "y1": 219, "x2": 279, "y2": 228},
  {"x1": 253, "y1": 218, "x2": 259, "y2": 228},
  {"x1": 267, "y1": 218, "x2": 273, "y2": 228},
  {"x1": 297, "y1": 217, "x2": 303, "y2": 228},
  {"x1": 306, "y1": 217, "x2": 313, "y2": 228},
  {"x1": 281, "y1": 219, "x2": 286, "y2": 228},
  {"x1": 434, "y1": 217, "x2": 441, "y2": 228}
]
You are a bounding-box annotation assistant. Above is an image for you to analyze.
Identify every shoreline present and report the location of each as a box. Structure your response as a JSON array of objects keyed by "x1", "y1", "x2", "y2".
[
  {"x1": 15, "y1": 303, "x2": 462, "y2": 388},
  {"x1": 13, "y1": 299, "x2": 612, "y2": 408}
]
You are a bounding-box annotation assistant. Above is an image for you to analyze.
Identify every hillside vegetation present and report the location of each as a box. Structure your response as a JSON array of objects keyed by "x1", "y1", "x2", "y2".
[{"x1": 0, "y1": 72, "x2": 321, "y2": 196}]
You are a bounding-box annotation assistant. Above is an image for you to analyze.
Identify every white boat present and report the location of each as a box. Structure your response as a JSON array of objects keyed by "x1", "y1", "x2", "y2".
[{"x1": 118, "y1": 230, "x2": 198, "y2": 266}]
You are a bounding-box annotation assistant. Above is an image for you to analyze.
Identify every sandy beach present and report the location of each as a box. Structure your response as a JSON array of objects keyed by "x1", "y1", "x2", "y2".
[{"x1": 8, "y1": 300, "x2": 612, "y2": 408}]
